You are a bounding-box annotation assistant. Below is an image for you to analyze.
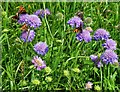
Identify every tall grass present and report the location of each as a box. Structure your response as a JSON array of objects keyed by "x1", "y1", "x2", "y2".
[{"x1": 1, "y1": 2, "x2": 120, "y2": 90}]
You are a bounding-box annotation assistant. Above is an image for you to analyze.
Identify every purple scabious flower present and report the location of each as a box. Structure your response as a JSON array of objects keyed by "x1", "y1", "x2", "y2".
[
  {"x1": 20, "y1": 30, "x2": 35, "y2": 42},
  {"x1": 94, "y1": 28, "x2": 110, "y2": 40},
  {"x1": 34, "y1": 9, "x2": 50, "y2": 18},
  {"x1": 67, "y1": 16, "x2": 83, "y2": 28},
  {"x1": 18, "y1": 14, "x2": 29, "y2": 24},
  {"x1": 76, "y1": 30, "x2": 92, "y2": 43},
  {"x1": 90, "y1": 55, "x2": 98, "y2": 62},
  {"x1": 97, "y1": 61, "x2": 103, "y2": 68},
  {"x1": 90, "y1": 55, "x2": 103, "y2": 68},
  {"x1": 32, "y1": 56, "x2": 46, "y2": 70},
  {"x1": 34, "y1": 42, "x2": 48, "y2": 55},
  {"x1": 27, "y1": 14, "x2": 42, "y2": 28},
  {"x1": 102, "y1": 39, "x2": 117, "y2": 50},
  {"x1": 100, "y1": 50, "x2": 118, "y2": 64},
  {"x1": 18, "y1": 14, "x2": 42, "y2": 28},
  {"x1": 41, "y1": 9, "x2": 50, "y2": 17},
  {"x1": 34, "y1": 9, "x2": 43, "y2": 16}
]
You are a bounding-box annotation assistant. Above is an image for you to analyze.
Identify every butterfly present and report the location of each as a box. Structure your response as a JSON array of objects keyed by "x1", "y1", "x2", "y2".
[
  {"x1": 73, "y1": 26, "x2": 83, "y2": 33},
  {"x1": 76, "y1": 11, "x2": 83, "y2": 21},
  {"x1": 73, "y1": 11, "x2": 83, "y2": 33},
  {"x1": 18, "y1": 6, "x2": 27, "y2": 14},
  {"x1": 20, "y1": 24, "x2": 28, "y2": 31},
  {"x1": 12, "y1": 13, "x2": 19, "y2": 20},
  {"x1": 12, "y1": 6, "x2": 27, "y2": 20}
]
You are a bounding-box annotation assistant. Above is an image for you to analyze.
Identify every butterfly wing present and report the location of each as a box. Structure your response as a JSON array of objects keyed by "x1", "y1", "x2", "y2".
[
  {"x1": 12, "y1": 13, "x2": 19, "y2": 20},
  {"x1": 73, "y1": 26, "x2": 83, "y2": 33},
  {"x1": 76, "y1": 11, "x2": 83, "y2": 21},
  {"x1": 21, "y1": 24, "x2": 28, "y2": 31},
  {"x1": 18, "y1": 6, "x2": 27, "y2": 14}
]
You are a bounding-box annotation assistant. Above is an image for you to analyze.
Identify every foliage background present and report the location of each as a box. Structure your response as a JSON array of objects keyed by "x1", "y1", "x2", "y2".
[{"x1": 1, "y1": 2, "x2": 120, "y2": 90}]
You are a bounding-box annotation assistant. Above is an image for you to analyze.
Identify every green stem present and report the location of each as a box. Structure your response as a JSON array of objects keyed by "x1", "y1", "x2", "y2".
[
  {"x1": 100, "y1": 65, "x2": 103, "y2": 90},
  {"x1": 43, "y1": 2, "x2": 53, "y2": 39},
  {"x1": 4, "y1": 2, "x2": 8, "y2": 28}
]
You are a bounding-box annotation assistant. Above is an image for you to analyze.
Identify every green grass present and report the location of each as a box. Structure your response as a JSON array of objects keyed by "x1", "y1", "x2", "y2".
[{"x1": 1, "y1": 2, "x2": 120, "y2": 90}]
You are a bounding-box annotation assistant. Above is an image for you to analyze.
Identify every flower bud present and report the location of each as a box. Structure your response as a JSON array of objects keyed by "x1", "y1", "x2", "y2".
[
  {"x1": 32, "y1": 79, "x2": 40, "y2": 85},
  {"x1": 45, "y1": 76, "x2": 52, "y2": 82},
  {"x1": 45, "y1": 67, "x2": 52, "y2": 74},
  {"x1": 64, "y1": 70, "x2": 69, "y2": 77}
]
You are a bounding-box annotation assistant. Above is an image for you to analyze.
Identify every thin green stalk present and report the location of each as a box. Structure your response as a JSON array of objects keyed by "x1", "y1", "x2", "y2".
[
  {"x1": 4, "y1": 2, "x2": 8, "y2": 28},
  {"x1": 100, "y1": 65, "x2": 103, "y2": 90},
  {"x1": 43, "y1": 2, "x2": 53, "y2": 39}
]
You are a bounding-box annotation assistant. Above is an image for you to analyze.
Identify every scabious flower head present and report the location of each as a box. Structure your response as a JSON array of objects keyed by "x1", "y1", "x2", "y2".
[
  {"x1": 97, "y1": 61, "x2": 103, "y2": 68},
  {"x1": 64, "y1": 70, "x2": 69, "y2": 77},
  {"x1": 56, "y1": 12, "x2": 64, "y2": 21},
  {"x1": 20, "y1": 30, "x2": 35, "y2": 42},
  {"x1": 18, "y1": 14, "x2": 29, "y2": 24},
  {"x1": 34, "y1": 42, "x2": 48, "y2": 55},
  {"x1": 85, "y1": 81, "x2": 93, "y2": 90},
  {"x1": 90, "y1": 55, "x2": 98, "y2": 62},
  {"x1": 41, "y1": 9, "x2": 50, "y2": 17},
  {"x1": 67, "y1": 16, "x2": 83, "y2": 28},
  {"x1": 45, "y1": 76, "x2": 52, "y2": 82},
  {"x1": 94, "y1": 28, "x2": 110, "y2": 40},
  {"x1": 34, "y1": 9, "x2": 43, "y2": 16},
  {"x1": 85, "y1": 27, "x2": 93, "y2": 32},
  {"x1": 90, "y1": 55, "x2": 103, "y2": 68},
  {"x1": 32, "y1": 79, "x2": 40, "y2": 85},
  {"x1": 100, "y1": 50, "x2": 118, "y2": 64},
  {"x1": 102, "y1": 39, "x2": 117, "y2": 50},
  {"x1": 18, "y1": 14, "x2": 42, "y2": 28},
  {"x1": 94, "y1": 85, "x2": 101, "y2": 91},
  {"x1": 45, "y1": 67, "x2": 52, "y2": 74},
  {"x1": 34, "y1": 9, "x2": 50, "y2": 18},
  {"x1": 32, "y1": 56, "x2": 46, "y2": 70},
  {"x1": 27, "y1": 14, "x2": 42, "y2": 28},
  {"x1": 76, "y1": 30, "x2": 92, "y2": 43},
  {"x1": 84, "y1": 17, "x2": 93, "y2": 24}
]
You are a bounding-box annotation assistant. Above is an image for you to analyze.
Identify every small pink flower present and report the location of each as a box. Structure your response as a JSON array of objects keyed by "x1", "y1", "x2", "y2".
[
  {"x1": 85, "y1": 81, "x2": 93, "y2": 90},
  {"x1": 32, "y1": 56, "x2": 46, "y2": 70}
]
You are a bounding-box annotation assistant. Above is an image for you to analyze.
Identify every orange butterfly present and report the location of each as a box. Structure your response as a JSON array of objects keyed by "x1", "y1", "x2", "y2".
[
  {"x1": 20, "y1": 24, "x2": 28, "y2": 31},
  {"x1": 73, "y1": 11, "x2": 83, "y2": 33},
  {"x1": 12, "y1": 6, "x2": 27, "y2": 20},
  {"x1": 12, "y1": 13, "x2": 19, "y2": 20},
  {"x1": 73, "y1": 26, "x2": 83, "y2": 33},
  {"x1": 18, "y1": 6, "x2": 27, "y2": 14},
  {"x1": 76, "y1": 11, "x2": 83, "y2": 21}
]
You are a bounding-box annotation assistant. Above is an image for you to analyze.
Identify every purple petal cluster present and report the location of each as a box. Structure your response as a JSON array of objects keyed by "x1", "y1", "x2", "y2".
[
  {"x1": 94, "y1": 28, "x2": 110, "y2": 40},
  {"x1": 67, "y1": 16, "x2": 83, "y2": 28},
  {"x1": 41, "y1": 9, "x2": 50, "y2": 17},
  {"x1": 90, "y1": 55, "x2": 103, "y2": 68},
  {"x1": 90, "y1": 55, "x2": 98, "y2": 62},
  {"x1": 100, "y1": 50, "x2": 118, "y2": 64},
  {"x1": 27, "y1": 15, "x2": 42, "y2": 28},
  {"x1": 18, "y1": 14, "x2": 42, "y2": 28},
  {"x1": 34, "y1": 42, "x2": 48, "y2": 55},
  {"x1": 102, "y1": 39, "x2": 117, "y2": 50},
  {"x1": 34, "y1": 9, "x2": 50, "y2": 18},
  {"x1": 34, "y1": 9, "x2": 43, "y2": 16},
  {"x1": 76, "y1": 30, "x2": 92, "y2": 43},
  {"x1": 32, "y1": 56, "x2": 46, "y2": 70},
  {"x1": 18, "y1": 14, "x2": 29, "y2": 24},
  {"x1": 20, "y1": 30, "x2": 35, "y2": 42}
]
